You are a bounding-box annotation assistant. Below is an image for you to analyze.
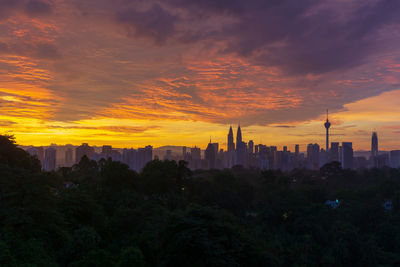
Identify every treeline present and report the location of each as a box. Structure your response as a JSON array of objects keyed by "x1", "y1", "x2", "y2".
[{"x1": 1, "y1": 135, "x2": 400, "y2": 266}]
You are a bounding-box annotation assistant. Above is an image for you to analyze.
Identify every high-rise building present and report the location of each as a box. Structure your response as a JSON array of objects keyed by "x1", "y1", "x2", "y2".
[
  {"x1": 324, "y1": 109, "x2": 331, "y2": 152},
  {"x1": 295, "y1": 144, "x2": 299, "y2": 156},
  {"x1": 44, "y1": 147, "x2": 57, "y2": 171},
  {"x1": 390, "y1": 150, "x2": 400, "y2": 168},
  {"x1": 190, "y1": 146, "x2": 201, "y2": 170},
  {"x1": 27, "y1": 146, "x2": 45, "y2": 165},
  {"x1": 205, "y1": 139, "x2": 217, "y2": 169},
  {"x1": 122, "y1": 148, "x2": 137, "y2": 170},
  {"x1": 227, "y1": 126, "x2": 235, "y2": 168},
  {"x1": 341, "y1": 142, "x2": 353, "y2": 169},
  {"x1": 248, "y1": 140, "x2": 254, "y2": 154},
  {"x1": 102, "y1": 145, "x2": 112, "y2": 159},
  {"x1": 137, "y1": 145, "x2": 152, "y2": 171},
  {"x1": 75, "y1": 143, "x2": 94, "y2": 163},
  {"x1": 235, "y1": 125, "x2": 246, "y2": 166},
  {"x1": 165, "y1": 150, "x2": 172, "y2": 160},
  {"x1": 330, "y1": 142, "x2": 339, "y2": 162},
  {"x1": 236, "y1": 125, "x2": 242, "y2": 144},
  {"x1": 371, "y1": 132, "x2": 378, "y2": 167},
  {"x1": 65, "y1": 148, "x2": 73, "y2": 167},
  {"x1": 307, "y1": 144, "x2": 320, "y2": 170},
  {"x1": 371, "y1": 132, "x2": 378, "y2": 157}
]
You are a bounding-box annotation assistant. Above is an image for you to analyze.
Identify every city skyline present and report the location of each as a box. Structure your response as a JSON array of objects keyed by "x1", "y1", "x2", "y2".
[
  {"x1": 1, "y1": 1, "x2": 400, "y2": 150},
  {"x1": 23, "y1": 119, "x2": 400, "y2": 172}
]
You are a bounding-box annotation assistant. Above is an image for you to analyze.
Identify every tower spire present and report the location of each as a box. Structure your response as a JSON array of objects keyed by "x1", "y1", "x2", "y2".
[{"x1": 324, "y1": 110, "x2": 331, "y2": 152}]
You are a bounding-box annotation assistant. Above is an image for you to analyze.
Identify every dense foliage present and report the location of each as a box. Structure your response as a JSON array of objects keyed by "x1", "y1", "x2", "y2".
[{"x1": 1, "y1": 135, "x2": 400, "y2": 266}]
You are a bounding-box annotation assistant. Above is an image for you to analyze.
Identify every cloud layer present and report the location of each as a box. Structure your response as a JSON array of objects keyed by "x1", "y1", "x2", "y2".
[{"x1": 1, "y1": 0, "x2": 400, "y2": 147}]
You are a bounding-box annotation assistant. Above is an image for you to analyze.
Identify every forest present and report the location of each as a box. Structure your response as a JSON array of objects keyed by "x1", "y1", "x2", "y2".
[{"x1": 1, "y1": 134, "x2": 400, "y2": 266}]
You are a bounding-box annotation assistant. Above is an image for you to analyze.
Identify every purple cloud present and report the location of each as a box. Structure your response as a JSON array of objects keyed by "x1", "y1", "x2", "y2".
[{"x1": 116, "y1": 4, "x2": 178, "y2": 45}]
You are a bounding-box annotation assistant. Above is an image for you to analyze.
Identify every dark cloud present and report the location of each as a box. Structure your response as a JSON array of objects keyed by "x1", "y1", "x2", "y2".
[
  {"x1": 24, "y1": 0, "x2": 53, "y2": 17},
  {"x1": 116, "y1": 4, "x2": 178, "y2": 45},
  {"x1": 0, "y1": 0, "x2": 53, "y2": 18},
  {"x1": 113, "y1": 0, "x2": 400, "y2": 75},
  {"x1": 34, "y1": 43, "x2": 61, "y2": 59},
  {"x1": 0, "y1": 0, "x2": 23, "y2": 18}
]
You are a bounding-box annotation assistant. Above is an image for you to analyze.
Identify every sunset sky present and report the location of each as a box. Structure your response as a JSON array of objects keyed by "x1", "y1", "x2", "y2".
[{"x1": 1, "y1": 0, "x2": 400, "y2": 150}]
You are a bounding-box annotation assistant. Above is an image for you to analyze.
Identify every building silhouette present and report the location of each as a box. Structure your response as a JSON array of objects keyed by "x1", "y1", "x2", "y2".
[
  {"x1": 44, "y1": 147, "x2": 56, "y2": 171},
  {"x1": 27, "y1": 146, "x2": 44, "y2": 165},
  {"x1": 235, "y1": 125, "x2": 246, "y2": 166},
  {"x1": 307, "y1": 144, "x2": 320, "y2": 170},
  {"x1": 205, "y1": 139, "x2": 217, "y2": 169},
  {"x1": 390, "y1": 150, "x2": 400, "y2": 168},
  {"x1": 341, "y1": 142, "x2": 353, "y2": 169},
  {"x1": 371, "y1": 132, "x2": 378, "y2": 167},
  {"x1": 324, "y1": 109, "x2": 331, "y2": 152},
  {"x1": 190, "y1": 146, "x2": 201, "y2": 170},
  {"x1": 330, "y1": 142, "x2": 339, "y2": 162},
  {"x1": 75, "y1": 143, "x2": 94, "y2": 163},
  {"x1": 65, "y1": 148, "x2": 73, "y2": 167},
  {"x1": 227, "y1": 126, "x2": 235, "y2": 168}
]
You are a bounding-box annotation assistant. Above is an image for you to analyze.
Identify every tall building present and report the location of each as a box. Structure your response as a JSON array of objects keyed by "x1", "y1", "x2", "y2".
[
  {"x1": 342, "y1": 142, "x2": 353, "y2": 169},
  {"x1": 324, "y1": 109, "x2": 331, "y2": 152},
  {"x1": 102, "y1": 145, "x2": 112, "y2": 159},
  {"x1": 122, "y1": 148, "x2": 137, "y2": 170},
  {"x1": 44, "y1": 147, "x2": 57, "y2": 171},
  {"x1": 136, "y1": 145, "x2": 152, "y2": 171},
  {"x1": 165, "y1": 150, "x2": 172, "y2": 160},
  {"x1": 27, "y1": 146, "x2": 44, "y2": 165},
  {"x1": 227, "y1": 126, "x2": 235, "y2": 168},
  {"x1": 390, "y1": 150, "x2": 400, "y2": 168},
  {"x1": 295, "y1": 144, "x2": 300, "y2": 156},
  {"x1": 371, "y1": 132, "x2": 378, "y2": 157},
  {"x1": 371, "y1": 132, "x2": 378, "y2": 167},
  {"x1": 307, "y1": 144, "x2": 320, "y2": 170},
  {"x1": 248, "y1": 140, "x2": 254, "y2": 154},
  {"x1": 235, "y1": 125, "x2": 246, "y2": 166},
  {"x1": 330, "y1": 142, "x2": 339, "y2": 162},
  {"x1": 205, "y1": 139, "x2": 217, "y2": 169},
  {"x1": 75, "y1": 143, "x2": 94, "y2": 163},
  {"x1": 236, "y1": 125, "x2": 242, "y2": 144},
  {"x1": 190, "y1": 146, "x2": 201, "y2": 170},
  {"x1": 65, "y1": 148, "x2": 73, "y2": 167}
]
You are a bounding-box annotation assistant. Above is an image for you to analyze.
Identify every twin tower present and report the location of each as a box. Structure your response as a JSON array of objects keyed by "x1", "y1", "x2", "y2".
[{"x1": 227, "y1": 125, "x2": 246, "y2": 167}]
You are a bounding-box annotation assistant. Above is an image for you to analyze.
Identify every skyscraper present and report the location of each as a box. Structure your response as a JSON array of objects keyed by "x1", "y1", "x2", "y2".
[
  {"x1": 190, "y1": 146, "x2": 201, "y2": 170},
  {"x1": 236, "y1": 125, "x2": 242, "y2": 144},
  {"x1": 390, "y1": 150, "x2": 400, "y2": 168},
  {"x1": 342, "y1": 142, "x2": 353, "y2": 169},
  {"x1": 324, "y1": 109, "x2": 331, "y2": 152},
  {"x1": 205, "y1": 139, "x2": 217, "y2": 169},
  {"x1": 371, "y1": 132, "x2": 378, "y2": 157},
  {"x1": 75, "y1": 143, "x2": 94, "y2": 163},
  {"x1": 227, "y1": 126, "x2": 236, "y2": 168},
  {"x1": 228, "y1": 126, "x2": 235, "y2": 152},
  {"x1": 44, "y1": 147, "x2": 56, "y2": 171},
  {"x1": 371, "y1": 131, "x2": 378, "y2": 167},
  {"x1": 307, "y1": 143, "x2": 320, "y2": 170},
  {"x1": 102, "y1": 145, "x2": 112, "y2": 159},
  {"x1": 248, "y1": 140, "x2": 254, "y2": 154},
  {"x1": 65, "y1": 148, "x2": 73, "y2": 167},
  {"x1": 330, "y1": 142, "x2": 339, "y2": 162},
  {"x1": 235, "y1": 125, "x2": 246, "y2": 166}
]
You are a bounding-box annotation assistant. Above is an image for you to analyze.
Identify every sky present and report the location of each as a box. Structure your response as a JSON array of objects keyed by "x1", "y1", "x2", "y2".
[{"x1": 1, "y1": 0, "x2": 400, "y2": 150}]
